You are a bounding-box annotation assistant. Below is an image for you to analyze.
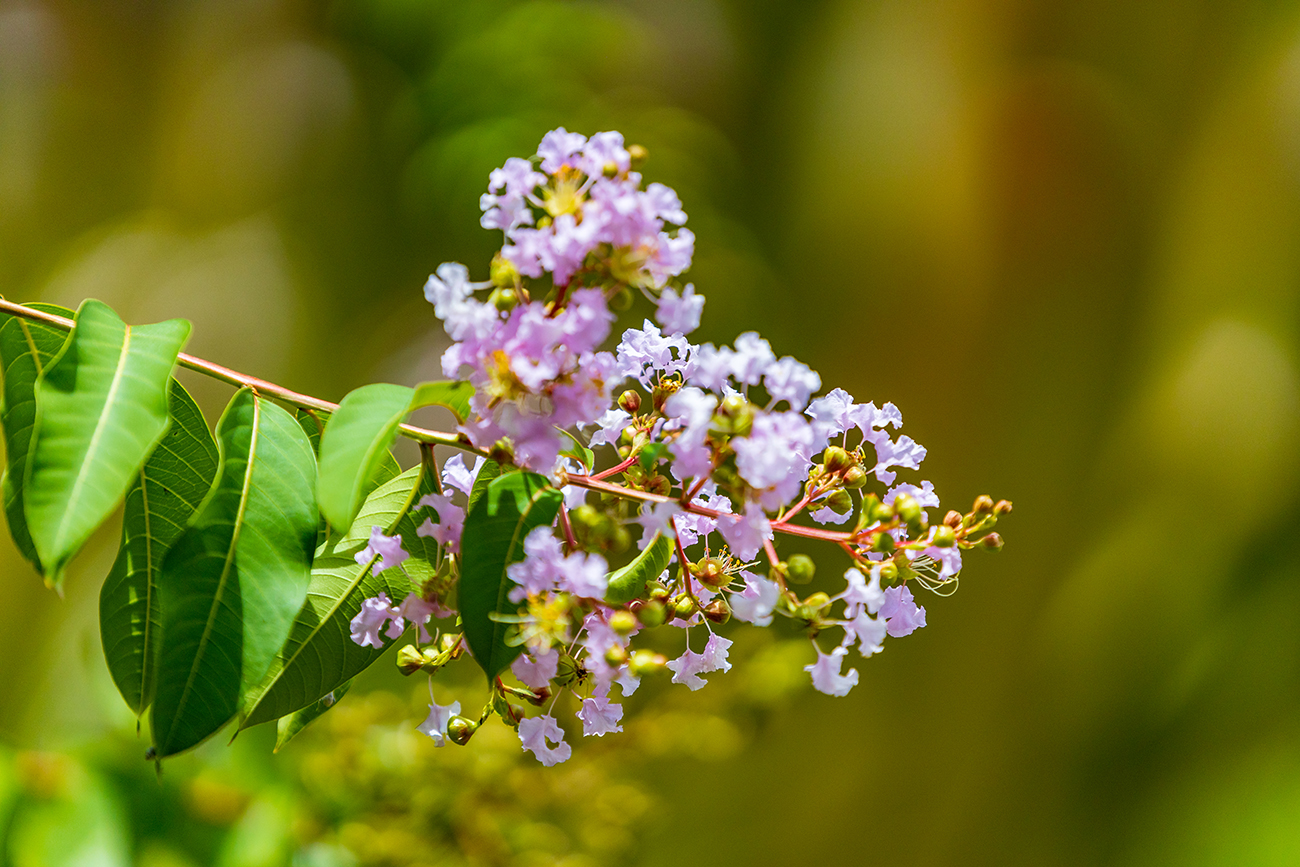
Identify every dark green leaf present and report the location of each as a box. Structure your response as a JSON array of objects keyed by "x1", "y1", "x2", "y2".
[
  {"x1": 605, "y1": 532, "x2": 673, "y2": 604},
  {"x1": 459, "y1": 472, "x2": 562, "y2": 681},
  {"x1": 150, "y1": 389, "x2": 318, "y2": 757},
  {"x1": 24, "y1": 300, "x2": 191, "y2": 588},
  {"x1": 0, "y1": 303, "x2": 73, "y2": 571},
  {"x1": 273, "y1": 679, "x2": 351, "y2": 752},
  {"x1": 240, "y1": 466, "x2": 439, "y2": 728},
  {"x1": 100, "y1": 379, "x2": 219, "y2": 716}
]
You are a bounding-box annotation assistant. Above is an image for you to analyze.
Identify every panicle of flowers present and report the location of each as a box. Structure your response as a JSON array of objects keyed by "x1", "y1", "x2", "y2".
[{"x1": 347, "y1": 128, "x2": 1012, "y2": 767}]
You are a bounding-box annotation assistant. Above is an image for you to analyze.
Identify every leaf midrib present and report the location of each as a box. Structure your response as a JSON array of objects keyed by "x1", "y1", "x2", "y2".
[{"x1": 166, "y1": 393, "x2": 260, "y2": 745}]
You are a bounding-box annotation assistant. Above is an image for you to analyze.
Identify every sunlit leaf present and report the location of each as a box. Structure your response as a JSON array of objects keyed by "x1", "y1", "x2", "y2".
[
  {"x1": 150, "y1": 389, "x2": 317, "y2": 757},
  {"x1": 24, "y1": 300, "x2": 190, "y2": 588},
  {"x1": 459, "y1": 472, "x2": 562, "y2": 681},
  {"x1": 99, "y1": 379, "x2": 219, "y2": 716},
  {"x1": 273, "y1": 678, "x2": 352, "y2": 753},
  {"x1": 605, "y1": 532, "x2": 672, "y2": 605}
]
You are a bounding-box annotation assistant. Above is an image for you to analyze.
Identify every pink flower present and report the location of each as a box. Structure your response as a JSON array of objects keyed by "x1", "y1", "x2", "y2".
[
  {"x1": 416, "y1": 493, "x2": 465, "y2": 553},
  {"x1": 805, "y1": 646, "x2": 859, "y2": 697},
  {"x1": 577, "y1": 693, "x2": 624, "y2": 736},
  {"x1": 355, "y1": 526, "x2": 408, "y2": 573},
  {"x1": 519, "y1": 714, "x2": 572, "y2": 766},
  {"x1": 416, "y1": 699, "x2": 461, "y2": 746},
  {"x1": 880, "y1": 585, "x2": 927, "y2": 638}
]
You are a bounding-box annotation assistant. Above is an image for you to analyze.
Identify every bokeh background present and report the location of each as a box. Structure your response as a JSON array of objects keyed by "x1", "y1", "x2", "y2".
[{"x1": 2, "y1": 0, "x2": 1300, "y2": 865}]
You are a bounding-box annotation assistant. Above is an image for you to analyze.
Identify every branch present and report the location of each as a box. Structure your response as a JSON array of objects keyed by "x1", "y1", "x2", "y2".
[{"x1": 0, "y1": 298, "x2": 484, "y2": 453}]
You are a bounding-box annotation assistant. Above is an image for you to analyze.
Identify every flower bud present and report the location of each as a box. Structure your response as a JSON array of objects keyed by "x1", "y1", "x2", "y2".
[
  {"x1": 994, "y1": 499, "x2": 1014, "y2": 516},
  {"x1": 827, "y1": 490, "x2": 853, "y2": 515},
  {"x1": 695, "y1": 556, "x2": 729, "y2": 588},
  {"x1": 628, "y1": 143, "x2": 649, "y2": 168},
  {"x1": 931, "y1": 525, "x2": 957, "y2": 548},
  {"x1": 944, "y1": 511, "x2": 963, "y2": 528},
  {"x1": 823, "y1": 446, "x2": 853, "y2": 473},
  {"x1": 609, "y1": 609, "x2": 638, "y2": 635},
  {"x1": 979, "y1": 532, "x2": 1005, "y2": 551},
  {"x1": 703, "y1": 598, "x2": 731, "y2": 624},
  {"x1": 488, "y1": 287, "x2": 518, "y2": 311},
  {"x1": 843, "y1": 466, "x2": 868, "y2": 488},
  {"x1": 604, "y1": 644, "x2": 629, "y2": 667},
  {"x1": 646, "y1": 475, "x2": 672, "y2": 497},
  {"x1": 396, "y1": 645, "x2": 426, "y2": 676},
  {"x1": 629, "y1": 648, "x2": 667, "y2": 676},
  {"x1": 786, "y1": 554, "x2": 816, "y2": 585},
  {"x1": 490, "y1": 252, "x2": 519, "y2": 287},
  {"x1": 632, "y1": 598, "x2": 666, "y2": 627},
  {"x1": 610, "y1": 286, "x2": 634, "y2": 311},
  {"x1": 489, "y1": 438, "x2": 515, "y2": 466},
  {"x1": 618, "y1": 390, "x2": 642, "y2": 414},
  {"x1": 871, "y1": 531, "x2": 895, "y2": 553},
  {"x1": 894, "y1": 494, "x2": 922, "y2": 524},
  {"x1": 647, "y1": 581, "x2": 670, "y2": 603},
  {"x1": 878, "y1": 561, "x2": 899, "y2": 582},
  {"x1": 672, "y1": 594, "x2": 698, "y2": 620},
  {"x1": 794, "y1": 591, "x2": 832, "y2": 624},
  {"x1": 715, "y1": 394, "x2": 754, "y2": 437},
  {"x1": 973, "y1": 495, "x2": 995, "y2": 516},
  {"x1": 448, "y1": 716, "x2": 479, "y2": 746}
]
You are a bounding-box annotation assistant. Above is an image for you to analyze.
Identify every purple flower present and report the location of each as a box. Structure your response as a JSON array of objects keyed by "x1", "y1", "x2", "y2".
[
  {"x1": 511, "y1": 647, "x2": 559, "y2": 689},
  {"x1": 416, "y1": 699, "x2": 461, "y2": 746},
  {"x1": 839, "y1": 567, "x2": 885, "y2": 616},
  {"x1": 416, "y1": 493, "x2": 465, "y2": 554},
  {"x1": 616, "y1": 320, "x2": 692, "y2": 387},
  {"x1": 805, "y1": 645, "x2": 859, "y2": 697},
  {"x1": 879, "y1": 585, "x2": 927, "y2": 638},
  {"x1": 537, "y1": 127, "x2": 588, "y2": 173},
  {"x1": 519, "y1": 714, "x2": 572, "y2": 766},
  {"x1": 656, "y1": 284, "x2": 704, "y2": 335},
  {"x1": 663, "y1": 387, "x2": 717, "y2": 481},
  {"x1": 716, "y1": 502, "x2": 772, "y2": 561},
  {"x1": 730, "y1": 571, "x2": 779, "y2": 626},
  {"x1": 763, "y1": 357, "x2": 821, "y2": 411},
  {"x1": 920, "y1": 544, "x2": 962, "y2": 580},
  {"x1": 866, "y1": 431, "x2": 927, "y2": 485},
  {"x1": 580, "y1": 130, "x2": 631, "y2": 176},
  {"x1": 577, "y1": 693, "x2": 624, "y2": 737},
  {"x1": 441, "y1": 454, "x2": 484, "y2": 497},
  {"x1": 506, "y1": 527, "x2": 608, "y2": 601},
  {"x1": 666, "y1": 633, "x2": 733, "y2": 690},
  {"x1": 732, "y1": 411, "x2": 815, "y2": 509},
  {"x1": 355, "y1": 526, "x2": 409, "y2": 573},
  {"x1": 349, "y1": 592, "x2": 396, "y2": 648},
  {"x1": 731, "y1": 332, "x2": 776, "y2": 386},
  {"x1": 841, "y1": 609, "x2": 887, "y2": 657},
  {"x1": 887, "y1": 480, "x2": 939, "y2": 510},
  {"x1": 806, "y1": 388, "x2": 856, "y2": 439},
  {"x1": 396, "y1": 592, "x2": 439, "y2": 643},
  {"x1": 586, "y1": 407, "x2": 630, "y2": 448}
]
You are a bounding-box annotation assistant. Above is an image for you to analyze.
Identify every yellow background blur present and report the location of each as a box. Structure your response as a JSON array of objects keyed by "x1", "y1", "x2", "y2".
[{"x1": 2, "y1": 1, "x2": 1300, "y2": 865}]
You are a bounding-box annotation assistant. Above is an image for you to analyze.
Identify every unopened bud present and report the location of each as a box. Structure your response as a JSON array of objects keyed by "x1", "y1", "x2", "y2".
[
  {"x1": 490, "y1": 252, "x2": 519, "y2": 287},
  {"x1": 448, "y1": 716, "x2": 478, "y2": 746},
  {"x1": 894, "y1": 494, "x2": 922, "y2": 524},
  {"x1": 633, "y1": 598, "x2": 666, "y2": 627},
  {"x1": 647, "y1": 580, "x2": 670, "y2": 603},
  {"x1": 878, "y1": 561, "x2": 899, "y2": 582},
  {"x1": 944, "y1": 511, "x2": 963, "y2": 528},
  {"x1": 696, "y1": 556, "x2": 728, "y2": 588},
  {"x1": 672, "y1": 594, "x2": 698, "y2": 620},
  {"x1": 994, "y1": 499, "x2": 1013, "y2": 516},
  {"x1": 823, "y1": 446, "x2": 853, "y2": 473},
  {"x1": 603, "y1": 161, "x2": 620, "y2": 178},
  {"x1": 618, "y1": 390, "x2": 642, "y2": 413},
  {"x1": 871, "y1": 532, "x2": 895, "y2": 553},
  {"x1": 786, "y1": 554, "x2": 816, "y2": 585},
  {"x1": 979, "y1": 532, "x2": 1004, "y2": 551},
  {"x1": 488, "y1": 287, "x2": 517, "y2": 311},
  {"x1": 703, "y1": 598, "x2": 731, "y2": 624},
  {"x1": 715, "y1": 394, "x2": 754, "y2": 437},
  {"x1": 973, "y1": 495, "x2": 995, "y2": 515},
  {"x1": 396, "y1": 645, "x2": 427, "y2": 675},
  {"x1": 827, "y1": 490, "x2": 853, "y2": 515},
  {"x1": 627, "y1": 144, "x2": 649, "y2": 168},
  {"x1": 931, "y1": 525, "x2": 957, "y2": 548},
  {"x1": 843, "y1": 466, "x2": 867, "y2": 488},
  {"x1": 609, "y1": 610, "x2": 638, "y2": 635},
  {"x1": 629, "y1": 648, "x2": 666, "y2": 676},
  {"x1": 604, "y1": 644, "x2": 629, "y2": 667},
  {"x1": 795, "y1": 591, "x2": 832, "y2": 623}
]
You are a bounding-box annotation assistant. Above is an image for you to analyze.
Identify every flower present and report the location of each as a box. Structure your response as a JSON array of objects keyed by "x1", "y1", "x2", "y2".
[
  {"x1": 839, "y1": 567, "x2": 885, "y2": 616},
  {"x1": 666, "y1": 633, "x2": 732, "y2": 690},
  {"x1": 415, "y1": 493, "x2": 466, "y2": 553},
  {"x1": 763, "y1": 356, "x2": 821, "y2": 411},
  {"x1": 576, "y1": 692, "x2": 624, "y2": 736},
  {"x1": 519, "y1": 714, "x2": 572, "y2": 766},
  {"x1": 805, "y1": 645, "x2": 859, "y2": 697},
  {"x1": 842, "y1": 609, "x2": 887, "y2": 657},
  {"x1": 416, "y1": 699, "x2": 461, "y2": 746},
  {"x1": 349, "y1": 592, "x2": 396, "y2": 648},
  {"x1": 730, "y1": 571, "x2": 779, "y2": 626},
  {"x1": 656, "y1": 284, "x2": 704, "y2": 335},
  {"x1": 441, "y1": 454, "x2": 485, "y2": 497},
  {"x1": 716, "y1": 502, "x2": 772, "y2": 561},
  {"x1": 879, "y1": 585, "x2": 927, "y2": 637},
  {"x1": 355, "y1": 526, "x2": 408, "y2": 573},
  {"x1": 511, "y1": 647, "x2": 559, "y2": 689},
  {"x1": 396, "y1": 592, "x2": 439, "y2": 643},
  {"x1": 506, "y1": 527, "x2": 609, "y2": 601}
]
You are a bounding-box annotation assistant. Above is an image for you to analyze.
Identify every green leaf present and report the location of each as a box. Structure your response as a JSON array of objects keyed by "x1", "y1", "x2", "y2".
[
  {"x1": 274, "y1": 679, "x2": 351, "y2": 752},
  {"x1": 23, "y1": 300, "x2": 190, "y2": 588},
  {"x1": 638, "y1": 442, "x2": 667, "y2": 472},
  {"x1": 557, "y1": 428, "x2": 595, "y2": 473},
  {"x1": 99, "y1": 379, "x2": 219, "y2": 716},
  {"x1": 605, "y1": 532, "x2": 673, "y2": 604},
  {"x1": 0, "y1": 303, "x2": 74, "y2": 572},
  {"x1": 410, "y1": 379, "x2": 474, "y2": 422},
  {"x1": 459, "y1": 472, "x2": 562, "y2": 681},
  {"x1": 466, "y1": 459, "x2": 505, "y2": 513},
  {"x1": 240, "y1": 465, "x2": 438, "y2": 728},
  {"x1": 316, "y1": 380, "x2": 470, "y2": 533},
  {"x1": 150, "y1": 389, "x2": 318, "y2": 757}
]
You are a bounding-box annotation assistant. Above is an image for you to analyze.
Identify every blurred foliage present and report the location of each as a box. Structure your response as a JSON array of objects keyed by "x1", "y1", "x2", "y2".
[{"x1": 3, "y1": 0, "x2": 1300, "y2": 864}]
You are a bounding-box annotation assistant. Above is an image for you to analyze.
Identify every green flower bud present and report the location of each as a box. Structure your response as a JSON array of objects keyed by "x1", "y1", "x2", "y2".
[
  {"x1": 786, "y1": 554, "x2": 816, "y2": 585},
  {"x1": 994, "y1": 499, "x2": 1014, "y2": 516},
  {"x1": 629, "y1": 648, "x2": 667, "y2": 676},
  {"x1": 672, "y1": 594, "x2": 698, "y2": 621},
  {"x1": 894, "y1": 494, "x2": 922, "y2": 524},
  {"x1": 396, "y1": 645, "x2": 426, "y2": 676},
  {"x1": 490, "y1": 252, "x2": 519, "y2": 287},
  {"x1": 715, "y1": 394, "x2": 754, "y2": 437},
  {"x1": 604, "y1": 644, "x2": 629, "y2": 667},
  {"x1": 931, "y1": 525, "x2": 957, "y2": 548},
  {"x1": 979, "y1": 532, "x2": 1005, "y2": 551},
  {"x1": 632, "y1": 598, "x2": 666, "y2": 628},
  {"x1": 488, "y1": 287, "x2": 517, "y2": 311},
  {"x1": 823, "y1": 446, "x2": 853, "y2": 473},
  {"x1": 827, "y1": 490, "x2": 853, "y2": 515},
  {"x1": 618, "y1": 390, "x2": 642, "y2": 413},
  {"x1": 448, "y1": 716, "x2": 478, "y2": 746},
  {"x1": 489, "y1": 438, "x2": 515, "y2": 466},
  {"x1": 973, "y1": 495, "x2": 995, "y2": 516},
  {"x1": 843, "y1": 466, "x2": 868, "y2": 488},
  {"x1": 628, "y1": 143, "x2": 649, "y2": 168},
  {"x1": 609, "y1": 610, "x2": 638, "y2": 635},
  {"x1": 703, "y1": 598, "x2": 731, "y2": 624},
  {"x1": 871, "y1": 531, "x2": 895, "y2": 553},
  {"x1": 878, "y1": 561, "x2": 899, "y2": 582},
  {"x1": 695, "y1": 556, "x2": 729, "y2": 588},
  {"x1": 647, "y1": 581, "x2": 671, "y2": 603}
]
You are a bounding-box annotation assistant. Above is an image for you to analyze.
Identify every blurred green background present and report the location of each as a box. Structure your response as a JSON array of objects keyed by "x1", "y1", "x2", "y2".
[{"x1": 3, "y1": 0, "x2": 1300, "y2": 864}]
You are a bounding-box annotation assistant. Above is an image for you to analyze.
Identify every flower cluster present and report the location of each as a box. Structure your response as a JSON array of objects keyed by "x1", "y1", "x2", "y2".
[{"x1": 350, "y1": 129, "x2": 1011, "y2": 766}]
